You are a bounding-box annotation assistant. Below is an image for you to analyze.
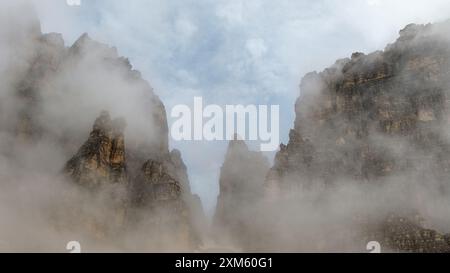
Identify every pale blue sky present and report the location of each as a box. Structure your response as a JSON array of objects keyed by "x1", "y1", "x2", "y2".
[{"x1": 31, "y1": 0, "x2": 450, "y2": 216}]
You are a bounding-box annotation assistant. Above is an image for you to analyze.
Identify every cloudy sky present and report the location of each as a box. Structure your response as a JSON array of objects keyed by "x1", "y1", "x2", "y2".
[{"x1": 30, "y1": 0, "x2": 450, "y2": 215}]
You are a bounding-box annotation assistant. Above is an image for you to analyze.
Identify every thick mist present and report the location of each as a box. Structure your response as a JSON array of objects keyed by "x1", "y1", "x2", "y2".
[
  {"x1": 210, "y1": 22, "x2": 450, "y2": 252},
  {"x1": 1, "y1": 1, "x2": 450, "y2": 253},
  {"x1": 0, "y1": 1, "x2": 174, "y2": 252}
]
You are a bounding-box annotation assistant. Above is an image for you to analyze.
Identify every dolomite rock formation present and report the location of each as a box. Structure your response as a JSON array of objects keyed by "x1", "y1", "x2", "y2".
[
  {"x1": 61, "y1": 113, "x2": 129, "y2": 242},
  {"x1": 269, "y1": 22, "x2": 450, "y2": 190},
  {"x1": 168, "y1": 149, "x2": 208, "y2": 244},
  {"x1": 59, "y1": 34, "x2": 202, "y2": 248},
  {"x1": 267, "y1": 21, "x2": 450, "y2": 252},
  {"x1": 63, "y1": 110, "x2": 201, "y2": 249},
  {"x1": 9, "y1": 26, "x2": 170, "y2": 158},
  {"x1": 129, "y1": 156, "x2": 193, "y2": 248},
  {"x1": 214, "y1": 137, "x2": 270, "y2": 250},
  {"x1": 64, "y1": 111, "x2": 127, "y2": 188},
  {"x1": 372, "y1": 214, "x2": 450, "y2": 253},
  {"x1": 0, "y1": 5, "x2": 202, "y2": 250}
]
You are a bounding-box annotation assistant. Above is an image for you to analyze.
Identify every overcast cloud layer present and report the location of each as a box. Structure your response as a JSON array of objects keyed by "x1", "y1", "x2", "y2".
[{"x1": 29, "y1": 0, "x2": 450, "y2": 215}]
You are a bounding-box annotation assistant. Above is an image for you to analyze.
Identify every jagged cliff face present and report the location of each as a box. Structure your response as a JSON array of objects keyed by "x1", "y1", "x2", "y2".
[
  {"x1": 1, "y1": 10, "x2": 169, "y2": 156},
  {"x1": 57, "y1": 45, "x2": 202, "y2": 249},
  {"x1": 3, "y1": 3, "x2": 450, "y2": 253},
  {"x1": 0, "y1": 6, "x2": 201, "y2": 251},
  {"x1": 265, "y1": 22, "x2": 450, "y2": 252},
  {"x1": 368, "y1": 214, "x2": 450, "y2": 253},
  {"x1": 128, "y1": 157, "x2": 193, "y2": 249},
  {"x1": 269, "y1": 22, "x2": 450, "y2": 190},
  {"x1": 274, "y1": 24, "x2": 450, "y2": 189},
  {"x1": 61, "y1": 110, "x2": 201, "y2": 250},
  {"x1": 64, "y1": 111, "x2": 127, "y2": 188},
  {"x1": 214, "y1": 138, "x2": 270, "y2": 250}
]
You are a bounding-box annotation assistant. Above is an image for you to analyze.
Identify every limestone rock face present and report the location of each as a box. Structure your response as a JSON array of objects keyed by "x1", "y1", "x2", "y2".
[
  {"x1": 268, "y1": 21, "x2": 450, "y2": 252},
  {"x1": 167, "y1": 149, "x2": 207, "y2": 244},
  {"x1": 129, "y1": 157, "x2": 192, "y2": 248},
  {"x1": 64, "y1": 111, "x2": 127, "y2": 188},
  {"x1": 368, "y1": 214, "x2": 450, "y2": 253},
  {"x1": 274, "y1": 22, "x2": 450, "y2": 189},
  {"x1": 133, "y1": 159, "x2": 182, "y2": 206},
  {"x1": 214, "y1": 138, "x2": 270, "y2": 250},
  {"x1": 63, "y1": 110, "x2": 199, "y2": 249},
  {"x1": 0, "y1": 7, "x2": 202, "y2": 251}
]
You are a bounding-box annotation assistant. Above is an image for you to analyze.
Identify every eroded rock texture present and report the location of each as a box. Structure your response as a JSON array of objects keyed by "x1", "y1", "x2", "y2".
[
  {"x1": 374, "y1": 214, "x2": 450, "y2": 253},
  {"x1": 267, "y1": 22, "x2": 450, "y2": 252},
  {"x1": 129, "y1": 156, "x2": 193, "y2": 248},
  {"x1": 63, "y1": 110, "x2": 202, "y2": 250},
  {"x1": 0, "y1": 6, "x2": 202, "y2": 250},
  {"x1": 270, "y1": 23, "x2": 450, "y2": 190},
  {"x1": 64, "y1": 111, "x2": 127, "y2": 188}
]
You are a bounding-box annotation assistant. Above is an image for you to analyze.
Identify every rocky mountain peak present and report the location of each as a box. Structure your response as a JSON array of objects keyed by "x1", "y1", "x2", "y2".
[
  {"x1": 64, "y1": 111, "x2": 127, "y2": 188},
  {"x1": 70, "y1": 33, "x2": 117, "y2": 57},
  {"x1": 214, "y1": 139, "x2": 269, "y2": 250},
  {"x1": 263, "y1": 20, "x2": 450, "y2": 252},
  {"x1": 213, "y1": 20, "x2": 450, "y2": 252}
]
